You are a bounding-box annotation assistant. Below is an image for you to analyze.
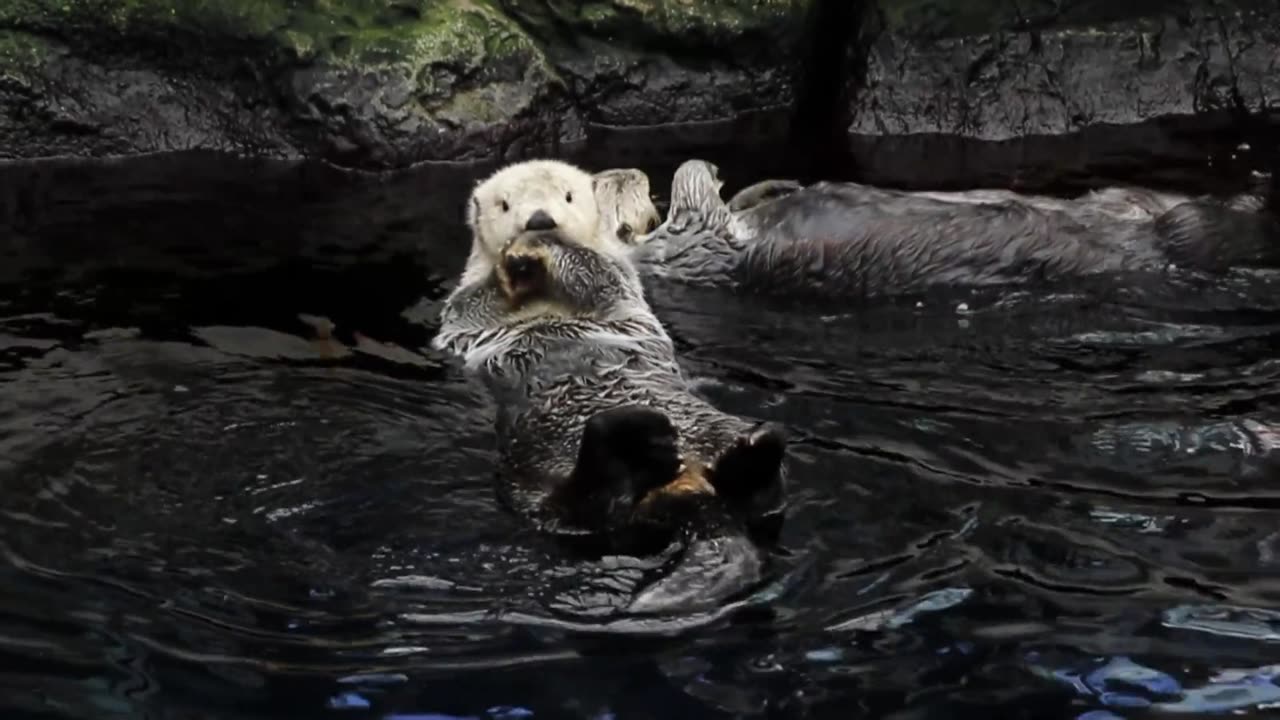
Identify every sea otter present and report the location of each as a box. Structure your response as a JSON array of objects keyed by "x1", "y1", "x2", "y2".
[
  {"x1": 631, "y1": 160, "x2": 1280, "y2": 302},
  {"x1": 432, "y1": 159, "x2": 788, "y2": 614}
]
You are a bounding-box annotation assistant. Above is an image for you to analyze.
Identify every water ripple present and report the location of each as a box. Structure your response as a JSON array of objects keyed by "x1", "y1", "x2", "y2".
[{"x1": 2, "y1": 153, "x2": 1279, "y2": 718}]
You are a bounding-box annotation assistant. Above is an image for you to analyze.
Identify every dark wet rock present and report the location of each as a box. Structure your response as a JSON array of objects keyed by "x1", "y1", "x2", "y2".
[
  {"x1": 2, "y1": 0, "x2": 1279, "y2": 185},
  {"x1": 500, "y1": 1, "x2": 810, "y2": 126},
  {"x1": 0, "y1": 1, "x2": 813, "y2": 169},
  {"x1": 847, "y1": 0, "x2": 1280, "y2": 190},
  {"x1": 0, "y1": 28, "x2": 293, "y2": 160}
]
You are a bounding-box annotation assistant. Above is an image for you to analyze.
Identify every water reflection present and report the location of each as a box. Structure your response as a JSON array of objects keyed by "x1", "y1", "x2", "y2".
[{"x1": 1, "y1": 149, "x2": 1279, "y2": 718}]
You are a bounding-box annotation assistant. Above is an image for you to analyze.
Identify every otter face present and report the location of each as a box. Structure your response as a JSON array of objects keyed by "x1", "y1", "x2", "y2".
[
  {"x1": 592, "y1": 168, "x2": 663, "y2": 246},
  {"x1": 468, "y1": 159, "x2": 601, "y2": 264}
]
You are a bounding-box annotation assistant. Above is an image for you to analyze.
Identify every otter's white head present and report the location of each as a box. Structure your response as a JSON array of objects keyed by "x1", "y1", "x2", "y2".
[
  {"x1": 592, "y1": 168, "x2": 663, "y2": 247},
  {"x1": 462, "y1": 159, "x2": 601, "y2": 286}
]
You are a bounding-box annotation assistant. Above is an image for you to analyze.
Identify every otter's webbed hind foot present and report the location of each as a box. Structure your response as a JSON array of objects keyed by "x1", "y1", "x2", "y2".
[
  {"x1": 709, "y1": 423, "x2": 787, "y2": 519},
  {"x1": 561, "y1": 405, "x2": 682, "y2": 532}
]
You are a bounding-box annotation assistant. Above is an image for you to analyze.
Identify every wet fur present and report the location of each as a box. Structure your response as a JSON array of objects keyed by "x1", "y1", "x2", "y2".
[
  {"x1": 593, "y1": 168, "x2": 663, "y2": 246},
  {"x1": 435, "y1": 159, "x2": 786, "y2": 560},
  {"x1": 433, "y1": 229, "x2": 787, "y2": 556},
  {"x1": 633, "y1": 160, "x2": 1280, "y2": 301}
]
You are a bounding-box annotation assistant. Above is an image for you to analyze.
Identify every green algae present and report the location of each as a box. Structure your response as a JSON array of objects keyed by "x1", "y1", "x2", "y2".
[
  {"x1": 0, "y1": 28, "x2": 51, "y2": 63},
  {"x1": 0, "y1": 0, "x2": 538, "y2": 70},
  {"x1": 0, "y1": 0, "x2": 289, "y2": 41},
  {"x1": 504, "y1": 0, "x2": 810, "y2": 49},
  {"x1": 0, "y1": 0, "x2": 803, "y2": 88},
  {"x1": 324, "y1": 2, "x2": 529, "y2": 64},
  {"x1": 0, "y1": 0, "x2": 558, "y2": 123},
  {"x1": 0, "y1": 29, "x2": 53, "y2": 88},
  {"x1": 0, "y1": 0, "x2": 810, "y2": 164}
]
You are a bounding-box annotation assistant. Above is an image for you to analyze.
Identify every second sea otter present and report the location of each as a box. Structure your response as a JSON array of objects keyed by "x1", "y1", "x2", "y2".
[{"x1": 632, "y1": 160, "x2": 1280, "y2": 302}]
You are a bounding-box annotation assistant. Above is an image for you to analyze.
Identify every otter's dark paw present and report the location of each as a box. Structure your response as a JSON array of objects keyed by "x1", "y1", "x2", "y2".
[
  {"x1": 709, "y1": 423, "x2": 787, "y2": 513},
  {"x1": 574, "y1": 405, "x2": 682, "y2": 526},
  {"x1": 497, "y1": 239, "x2": 553, "y2": 304}
]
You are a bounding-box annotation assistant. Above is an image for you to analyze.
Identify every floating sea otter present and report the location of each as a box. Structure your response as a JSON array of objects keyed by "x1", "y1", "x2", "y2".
[
  {"x1": 432, "y1": 159, "x2": 788, "y2": 613},
  {"x1": 631, "y1": 160, "x2": 1280, "y2": 301}
]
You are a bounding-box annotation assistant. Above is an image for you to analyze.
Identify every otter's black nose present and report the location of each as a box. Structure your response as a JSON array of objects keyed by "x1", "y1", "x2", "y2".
[{"x1": 524, "y1": 210, "x2": 557, "y2": 231}]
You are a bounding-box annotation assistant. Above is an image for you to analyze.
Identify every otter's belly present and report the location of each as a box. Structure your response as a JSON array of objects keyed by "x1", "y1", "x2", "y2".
[
  {"x1": 733, "y1": 190, "x2": 1169, "y2": 298},
  {"x1": 504, "y1": 356, "x2": 683, "y2": 460},
  {"x1": 507, "y1": 359, "x2": 747, "y2": 484}
]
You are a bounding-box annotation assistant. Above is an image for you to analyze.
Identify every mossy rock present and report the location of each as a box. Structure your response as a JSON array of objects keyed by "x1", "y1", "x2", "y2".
[
  {"x1": 0, "y1": 0, "x2": 814, "y2": 165},
  {"x1": 0, "y1": 1, "x2": 566, "y2": 164},
  {"x1": 280, "y1": 2, "x2": 565, "y2": 164},
  {"x1": 0, "y1": 1, "x2": 546, "y2": 76},
  {"x1": 0, "y1": 0, "x2": 289, "y2": 64},
  {"x1": 498, "y1": 0, "x2": 810, "y2": 49},
  {"x1": 299, "y1": 2, "x2": 559, "y2": 112},
  {"x1": 0, "y1": 29, "x2": 54, "y2": 88}
]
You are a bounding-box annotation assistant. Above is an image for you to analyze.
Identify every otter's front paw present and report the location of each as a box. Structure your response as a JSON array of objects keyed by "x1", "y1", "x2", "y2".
[
  {"x1": 709, "y1": 422, "x2": 787, "y2": 513},
  {"x1": 574, "y1": 405, "x2": 682, "y2": 525},
  {"x1": 497, "y1": 238, "x2": 553, "y2": 305}
]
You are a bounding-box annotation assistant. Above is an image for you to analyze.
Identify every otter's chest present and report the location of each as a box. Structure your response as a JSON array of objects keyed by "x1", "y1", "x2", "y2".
[{"x1": 497, "y1": 342, "x2": 678, "y2": 419}]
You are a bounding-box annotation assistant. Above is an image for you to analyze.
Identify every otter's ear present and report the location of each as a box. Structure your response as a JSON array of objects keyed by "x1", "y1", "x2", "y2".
[
  {"x1": 467, "y1": 197, "x2": 480, "y2": 230},
  {"x1": 591, "y1": 175, "x2": 599, "y2": 192}
]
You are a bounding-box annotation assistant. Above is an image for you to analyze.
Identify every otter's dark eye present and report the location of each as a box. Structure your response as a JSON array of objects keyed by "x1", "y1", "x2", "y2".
[
  {"x1": 616, "y1": 223, "x2": 633, "y2": 242},
  {"x1": 565, "y1": 192, "x2": 573, "y2": 203},
  {"x1": 500, "y1": 200, "x2": 509, "y2": 212},
  {"x1": 646, "y1": 218, "x2": 658, "y2": 233}
]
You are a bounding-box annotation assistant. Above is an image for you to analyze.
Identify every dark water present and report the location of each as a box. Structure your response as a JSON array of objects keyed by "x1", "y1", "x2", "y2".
[{"x1": 2, "y1": 139, "x2": 1280, "y2": 720}]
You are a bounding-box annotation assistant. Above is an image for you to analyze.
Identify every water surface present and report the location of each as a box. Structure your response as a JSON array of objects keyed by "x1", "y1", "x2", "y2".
[{"x1": 2, "y1": 143, "x2": 1280, "y2": 720}]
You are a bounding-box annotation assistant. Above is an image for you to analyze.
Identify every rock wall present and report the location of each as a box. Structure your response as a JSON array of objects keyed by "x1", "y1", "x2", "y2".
[
  {"x1": 0, "y1": 0, "x2": 1277, "y2": 189},
  {"x1": 0, "y1": 0, "x2": 813, "y2": 168},
  {"x1": 847, "y1": 0, "x2": 1280, "y2": 190}
]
